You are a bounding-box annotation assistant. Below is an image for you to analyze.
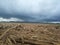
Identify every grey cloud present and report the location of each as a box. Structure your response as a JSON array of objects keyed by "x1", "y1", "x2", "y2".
[{"x1": 0, "y1": 0, "x2": 60, "y2": 22}]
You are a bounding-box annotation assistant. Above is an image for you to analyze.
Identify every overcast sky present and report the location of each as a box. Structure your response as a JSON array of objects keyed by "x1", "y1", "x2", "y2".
[{"x1": 0, "y1": 0, "x2": 60, "y2": 22}]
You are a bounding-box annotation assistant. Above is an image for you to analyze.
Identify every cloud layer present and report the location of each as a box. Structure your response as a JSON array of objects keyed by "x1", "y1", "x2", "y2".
[
  {"x1": 0, "y1": 17, "x2": 24, "y2": 22},
  {"x1": 0, "y1": 0, "x2": 60, "y2": 22}
]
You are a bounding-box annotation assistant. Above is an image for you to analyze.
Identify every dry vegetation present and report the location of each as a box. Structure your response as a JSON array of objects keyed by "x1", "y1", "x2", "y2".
[{"x1": 0, "y1": 23, "x2": 60, "y2": 45}]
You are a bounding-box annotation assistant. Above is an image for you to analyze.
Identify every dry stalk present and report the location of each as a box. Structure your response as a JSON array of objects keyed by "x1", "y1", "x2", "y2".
[
  {"x1": 7, "y1": 37, "x2": 13, "y2": 45},
  {"x1": 0, "y1": 24, "x2": 20, "y2": 40}
]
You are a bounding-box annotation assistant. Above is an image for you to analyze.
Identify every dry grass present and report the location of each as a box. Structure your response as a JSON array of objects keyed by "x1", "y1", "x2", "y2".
[{"x1": 0, "y1": 23, "x2": 60, "y2": 45}]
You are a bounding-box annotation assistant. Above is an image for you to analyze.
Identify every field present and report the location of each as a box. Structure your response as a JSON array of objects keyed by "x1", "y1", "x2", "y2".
[{"x1": 0, "y1": 23, "x2": 60, "y2": 45}]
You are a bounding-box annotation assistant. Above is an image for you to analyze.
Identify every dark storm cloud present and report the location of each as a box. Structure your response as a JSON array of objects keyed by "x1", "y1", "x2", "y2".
[
  {"x1": 0, "y1": 0, "x2": 60, "y2": 22},
  {"x1": 0, "y1": 13, "x2": 35, "y2": 21}
]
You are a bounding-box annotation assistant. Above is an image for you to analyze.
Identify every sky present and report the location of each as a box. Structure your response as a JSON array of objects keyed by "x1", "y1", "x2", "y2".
[{"x1": 0, "y1": 0, "x2": 60, "y2": 22}]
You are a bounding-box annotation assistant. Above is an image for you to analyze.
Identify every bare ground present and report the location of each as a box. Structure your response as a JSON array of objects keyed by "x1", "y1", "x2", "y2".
[{"x1": 0, "y1": 23, "x2": 60, "y2": 45}]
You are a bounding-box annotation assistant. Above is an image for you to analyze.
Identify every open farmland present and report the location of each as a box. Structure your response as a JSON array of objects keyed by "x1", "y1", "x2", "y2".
[{"x1": 0, "y1": 23, "x2": 60, "y2": 45}]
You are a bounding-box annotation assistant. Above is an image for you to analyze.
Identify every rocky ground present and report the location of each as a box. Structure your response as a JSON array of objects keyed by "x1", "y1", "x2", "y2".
[{"x1": 0, "y1": 23, "x2": 60, "y2": 45}]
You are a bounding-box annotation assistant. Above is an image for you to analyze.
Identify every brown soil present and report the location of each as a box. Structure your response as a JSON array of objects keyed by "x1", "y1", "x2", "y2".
[{"x1": 0, "y1": 23, "x2": 60, "y2": 45}]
